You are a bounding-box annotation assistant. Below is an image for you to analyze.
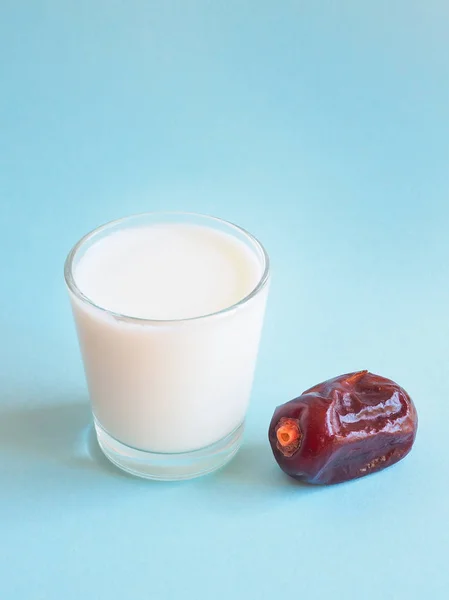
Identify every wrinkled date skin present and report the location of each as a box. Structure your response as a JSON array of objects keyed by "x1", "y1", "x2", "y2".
[{"x1": 269, "y1": 371, "x2": 418, "y2": 485}]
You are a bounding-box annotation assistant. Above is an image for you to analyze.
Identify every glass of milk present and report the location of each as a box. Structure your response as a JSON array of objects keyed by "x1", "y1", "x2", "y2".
[{"x1": 64, "y1": 212, "x2": 270, "y2": 480}]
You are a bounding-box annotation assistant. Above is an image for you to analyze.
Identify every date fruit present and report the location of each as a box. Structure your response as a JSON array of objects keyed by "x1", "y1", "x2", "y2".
[{"x1": 269, "y1": 371, "x2": 417, "y2": 484}]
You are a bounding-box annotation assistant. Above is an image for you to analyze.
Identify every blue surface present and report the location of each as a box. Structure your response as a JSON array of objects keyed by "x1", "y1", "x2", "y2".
[{"x1": 1, "y1": 2, "x2": 449, "y2": 598}]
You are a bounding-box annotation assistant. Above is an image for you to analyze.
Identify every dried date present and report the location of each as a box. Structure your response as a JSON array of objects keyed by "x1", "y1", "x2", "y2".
[{"x1": 268, "y1": 370, "x2": 418, "y2": 484}]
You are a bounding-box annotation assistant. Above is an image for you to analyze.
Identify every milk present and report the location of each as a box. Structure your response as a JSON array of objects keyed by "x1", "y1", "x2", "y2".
[{"x1": 69, "y1": 222, "x2": 269, "y2": 454}]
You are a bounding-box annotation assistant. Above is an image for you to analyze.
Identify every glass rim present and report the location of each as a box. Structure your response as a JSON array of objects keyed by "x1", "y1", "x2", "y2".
[{"x1": 64, "y1": 211, "x2": 270, "y2": 324}]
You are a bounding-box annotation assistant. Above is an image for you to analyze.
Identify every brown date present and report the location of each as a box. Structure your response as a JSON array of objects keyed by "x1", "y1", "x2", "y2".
[{"x1": 268, "y1": 370, "x2": 418, "y2": 484}]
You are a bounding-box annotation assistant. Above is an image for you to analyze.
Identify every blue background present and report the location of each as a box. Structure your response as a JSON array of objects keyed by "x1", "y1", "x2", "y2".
[{"x1": 1, "y1": 1, "x2": 448, "y2": 598}]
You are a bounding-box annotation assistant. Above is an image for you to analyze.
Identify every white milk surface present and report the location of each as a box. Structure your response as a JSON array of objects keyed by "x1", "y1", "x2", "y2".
[{"x1": 71, "y1": 223, "x2": 268, "y2": 453}]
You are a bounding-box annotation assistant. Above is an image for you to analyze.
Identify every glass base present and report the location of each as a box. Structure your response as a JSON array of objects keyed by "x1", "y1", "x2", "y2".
[{"x1": 94, "y1": 420, "x2": 244, "y2": 480}]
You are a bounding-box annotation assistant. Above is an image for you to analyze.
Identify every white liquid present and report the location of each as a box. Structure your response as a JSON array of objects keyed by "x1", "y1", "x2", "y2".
[{"x1": 70, "y1": 223, "x2": 268, "y2": 453}]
